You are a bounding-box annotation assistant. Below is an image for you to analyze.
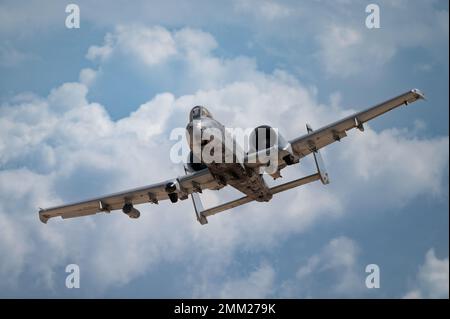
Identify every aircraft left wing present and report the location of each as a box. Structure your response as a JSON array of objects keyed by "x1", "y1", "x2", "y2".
[
  {"x1": 38, "y1": 168, "x2": 220, "y2": 223},
  {"x1": 243, "y1": 89, "x2": 425, "y2": 172},
  {"x1": 288, "y1": 89, "x2": 425, "y2": 160}
]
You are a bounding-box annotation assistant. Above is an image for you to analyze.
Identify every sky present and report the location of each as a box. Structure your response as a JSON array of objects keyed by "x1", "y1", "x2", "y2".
[{"x1": 0, "y1": 0, "x2": 448, "y2": 298}]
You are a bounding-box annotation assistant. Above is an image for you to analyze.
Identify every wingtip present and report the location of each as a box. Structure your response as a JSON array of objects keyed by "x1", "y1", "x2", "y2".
[
  {"x1": 411, "y1": 88, "x2": 426, "y2": 100},
  {"x1": 38, "y1": 209, "x2": 49, "y2": 224}
]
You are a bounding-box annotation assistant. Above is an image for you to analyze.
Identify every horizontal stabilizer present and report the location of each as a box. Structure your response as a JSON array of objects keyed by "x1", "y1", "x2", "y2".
[
  {"x1": 192, "y1": 192, "x2": 208, "y2": 225},
  {"x1": 197, "y1": 173, "x2": 321, "y2": 223}
]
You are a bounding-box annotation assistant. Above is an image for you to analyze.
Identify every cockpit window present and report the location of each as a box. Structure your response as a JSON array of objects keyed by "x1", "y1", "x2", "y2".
[
  {"x1": 192, "y1": 107, "x2": 201, "y2": 120},
  {"x1": 201, "y1": 108, "x2": 211, "y2": 118},
  {"x1": 190, "y1": 106, "x2": 212, "y2": 121}
]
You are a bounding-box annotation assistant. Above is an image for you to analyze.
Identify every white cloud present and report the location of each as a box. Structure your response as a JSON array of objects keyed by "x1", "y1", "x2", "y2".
[
  {"x1": 86, "y1": 33, "x2": 115, "y2": 62},
  {"x1": 174, "y1": 27, "x2": 218, "y2": 55},
  {"x1": 285, "y1": 236, "x2": 364, "y2": 297},
  {"x1": 0, "y1": 217, "x2": 30, "y2": 286},
  {"x1": 337, "y1": 128, "x2": 449, "y2": 206},
  {"x1": 2, "y1": 1, "x2": 447, "y2": 79},
  {"x1": 314, "y1": 1, "x2": 449, "y2": 77},
  {"x1": 115, "y1": 25, "x2": 177, "y2": 65},
  {"x1": 404, "y1": 249, "x2": 449, "y2": 299},
  {"x1": 214, "y1": 263, "x2": 276, "y2": 298},
  {"x1": 86, "y1": 25, "x2": 259, "y2": 92},
  {"x1": 48, "y1": 82, "x2": 89, "y2": 113},
  {"x1": 79, "y1": 68, "x2": 97, "y2": 87},
  {"x1": 0, "y1": 24, "x2": 448, "y2": 296},
  {"x1": 316, "y1": 24, "x2": 396, "y2": 77},
  {"x1": 116, "y1": 93, "x2": 175, "y2": 141},
  {"x1": 235, "y1": 0, "x2": 292, "y2": 21},
  {"x1": 0, "y1": 43, "x2": 35, "y2": 67},
  {"x1": 86, "y1": 25, "x2": 215, "y2": 66}
]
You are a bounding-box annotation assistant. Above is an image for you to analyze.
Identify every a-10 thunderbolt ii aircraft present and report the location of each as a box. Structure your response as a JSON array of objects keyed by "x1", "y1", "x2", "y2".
[{"x1": 39, "y1": 89, "x2": 425, "y2": 225}]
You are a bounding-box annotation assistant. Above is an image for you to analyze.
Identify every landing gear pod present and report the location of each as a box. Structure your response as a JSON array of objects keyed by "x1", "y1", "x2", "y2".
[
  {"x1": 122, "y1": 203, "x2": 141, "y2": 219},
  {"x1": 306, "y1": 124, "x2": 330, "y2": 185}
]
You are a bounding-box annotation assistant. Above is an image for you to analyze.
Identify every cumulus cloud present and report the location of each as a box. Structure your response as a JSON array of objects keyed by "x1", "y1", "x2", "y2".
[
  {"x1": 117, "y1": 25, "x2": 177, "y2": 65},
  {"x1": 2, "y1": 1, "x2": 447, "y2": 80},
  {"x1": 279, "y1": 236, "x2": 364, "y2": 297},
  {"x1": 86, "y1": 25, "x2": 212, "y2": 65},
  {"x1": 0, "y1": 24, "x2": 448, "y2": 296},
  {"x1": 235, "y1": 0, "x2": 292, "y2": 21},
  {"x1": 404, "y1": 249, "x2": 449, "y2": 299},
  {"x1": 336, "y1": 128, "x2": 449, "y2": 206},
  {"x1": 314, "y1": 1, "x2": 449, "y2": 77},
  {"x1": 86, "y1": 25, "x2": 259, "y2": 93},
  {"x1": 0, "y1": 43, "x2": 36, "y2": 67},
  {"x1": 79, "y1": 68, "x2": 97, "y2": 87},
  {"x1": 316, "y1": 24, "x2": 396, "y2": 77},
  {"x1": 196, "y1": 263, "x2": 276, "y2": 298}
]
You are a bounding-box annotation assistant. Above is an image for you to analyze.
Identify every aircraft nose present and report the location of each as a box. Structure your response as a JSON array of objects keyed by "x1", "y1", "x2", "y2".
[
  {"x1": 186, "y1": 119, "x2": 204, "y2": 150},
  {"x1": 186, "y1": 120, "x2": 202, "y2": 135}
]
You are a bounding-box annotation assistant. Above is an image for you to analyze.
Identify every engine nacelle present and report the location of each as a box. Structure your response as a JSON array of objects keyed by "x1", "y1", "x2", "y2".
[
  {"x1": 185, "y1": 150, "x2": 207, "y2": 173},
  {"x1": 249, "y1": 125, "x2": 297, "y2": 166},
  {"x1": 249, "y1": 125, "x2": 290, "y2": 151}
]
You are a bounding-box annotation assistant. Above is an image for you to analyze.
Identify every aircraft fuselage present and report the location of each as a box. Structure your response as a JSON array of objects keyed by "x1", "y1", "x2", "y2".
[{"x1": 186, "y1": 107, "x2": 273, "y2": 202}]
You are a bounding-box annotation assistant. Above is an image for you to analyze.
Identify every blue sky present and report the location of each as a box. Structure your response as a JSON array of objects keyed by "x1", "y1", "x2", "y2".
[{"x1": 0, "y1": 0, "x2": 448, "y2": 298}]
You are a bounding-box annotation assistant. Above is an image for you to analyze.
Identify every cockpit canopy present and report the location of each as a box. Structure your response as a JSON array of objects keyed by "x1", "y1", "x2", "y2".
[{"x1": 189, "y1": 106, "x2": 213, "y2": 121}]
